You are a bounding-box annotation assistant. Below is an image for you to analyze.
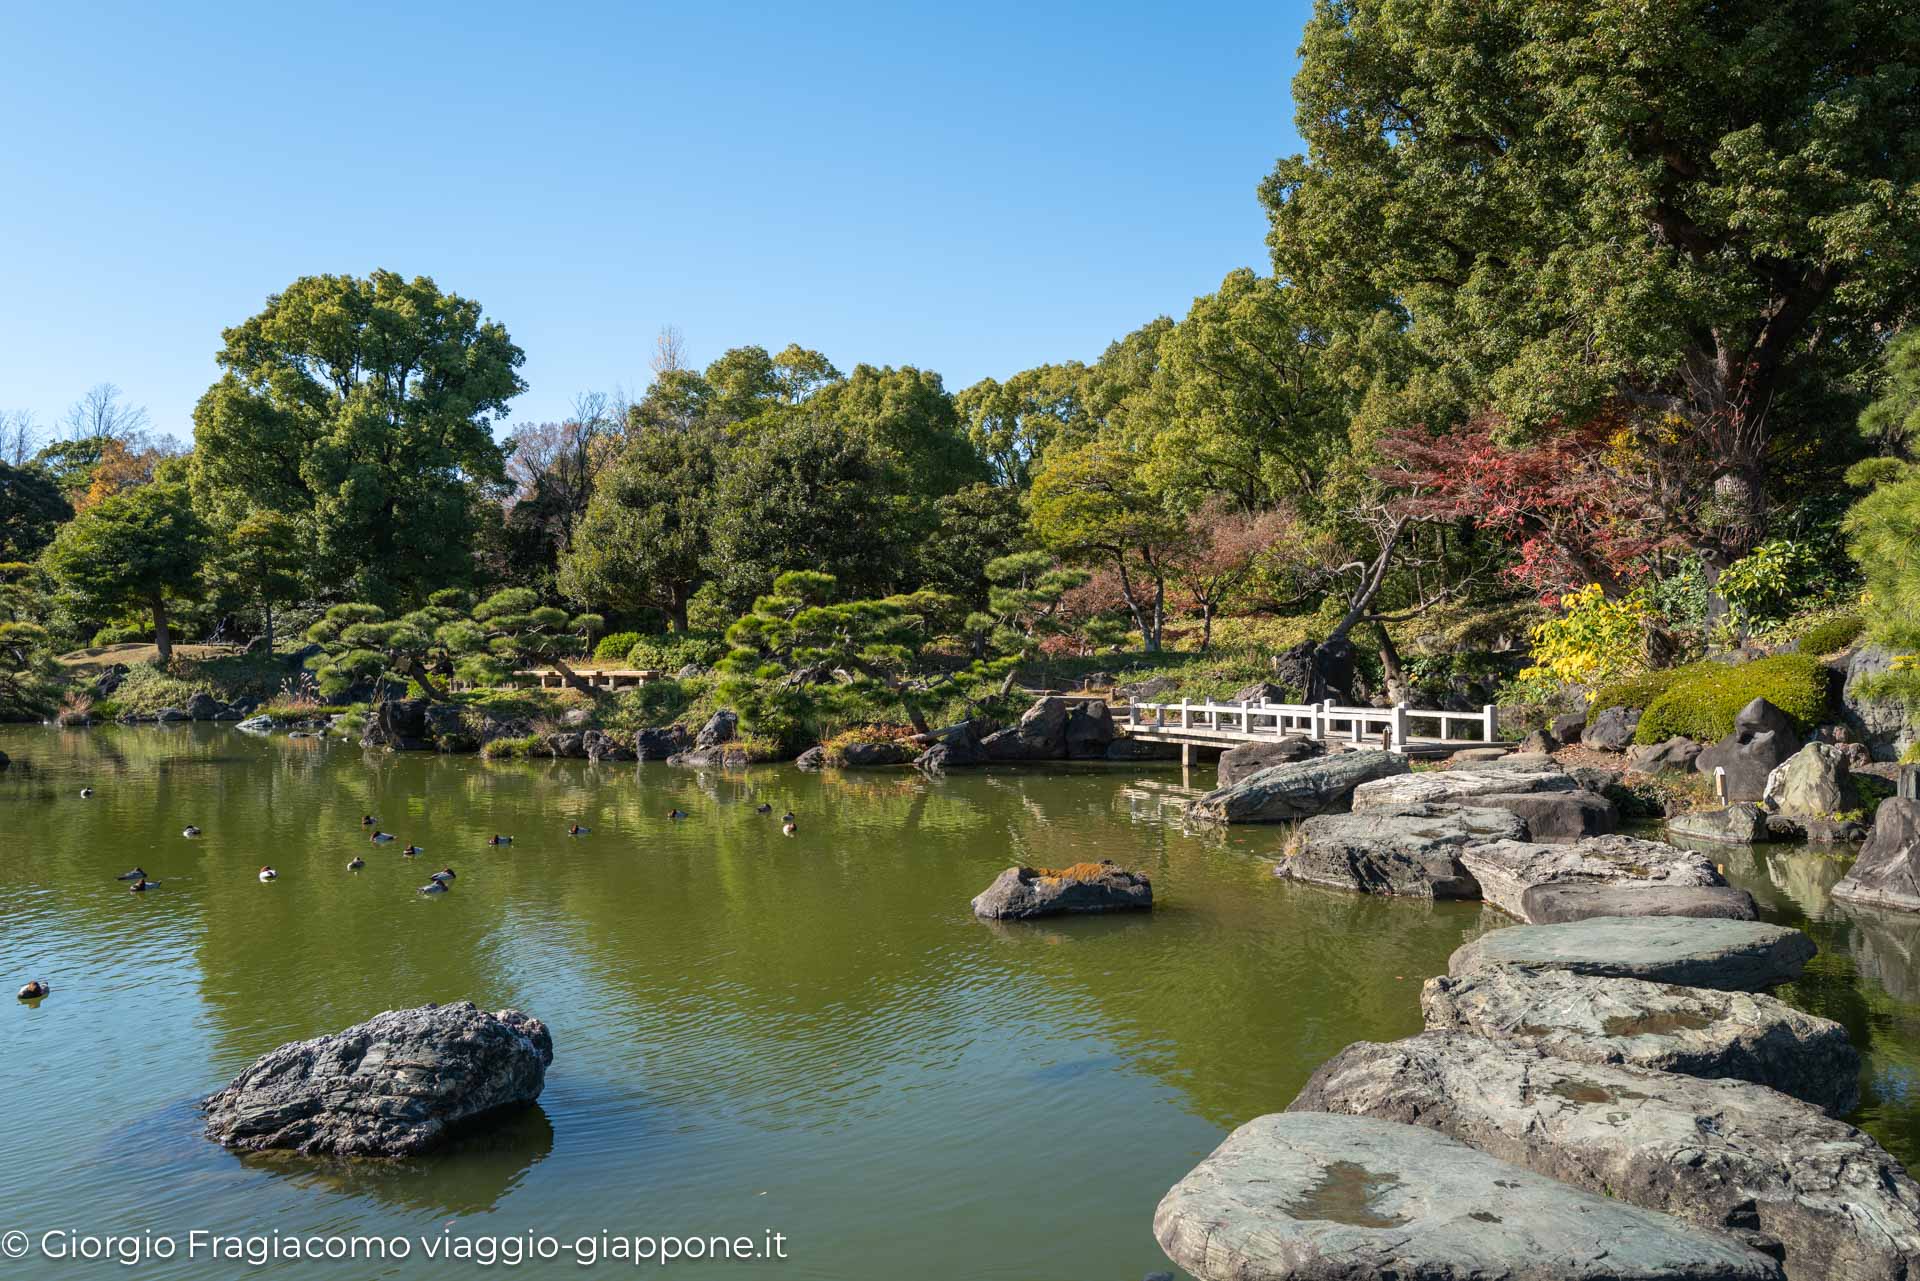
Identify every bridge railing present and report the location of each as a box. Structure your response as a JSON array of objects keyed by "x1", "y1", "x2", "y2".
[{"x1": 1118, "y1": 698, "x2": 1499, "y2": 752}]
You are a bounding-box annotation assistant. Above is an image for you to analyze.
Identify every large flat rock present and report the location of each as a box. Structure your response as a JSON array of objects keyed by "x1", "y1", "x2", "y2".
[
  {"x1": 1351, "y1": 760, "x2": 1578, "y2": 813},
  {"x1": 1187, "y1": 750, "x2": 1409, "y2": 824},
  {"x1": 1420, "y1": 967, "x2": 1859, "y2": 1115},
  {"x1": 1291, "y1": 1032, "x2": 1918, "y2": 1281},
  {"x1": 1448, "y1": 916, "x2": 1816, "y2": 991},
  {"x1": 1521, "y1": 881, "x2": 1759, "y2": 923},
  {"x1": 1459, "y1": 835, "x2": 1724, "y2": 921},
  {"x1": 1218, "y1": 736, "x2": 1324, "y2": 786},
  {"x1": 1277, "y1": 804, "x2": 1524, "y2": 898},
  {"x1": 1473, "y1": 789, "x2": 1618, "y2": 842},
  {"x1": 1153, "y1": 1111, "x2": 1782, "y2": 1281}
]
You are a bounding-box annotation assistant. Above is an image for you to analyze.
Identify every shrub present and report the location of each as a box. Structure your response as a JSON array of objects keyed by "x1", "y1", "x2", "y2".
[
  {"x1": 627, "y1": 631, "x2": 727, "y2": 672},
  {"x1": 1796, "y1": 614, "x2": 1864, "y2": 656},
  {"x1": 90, "y1": 623, "x2": 146, "y2": 647},
  {"x1": 594, "y1": 630, "x2": 642, "y2": 661},
  {"x1": 1588, "y1": 666, "x2": 1691, "y2": 712},
  {"x1": 1717, "y1": 538, "x2": 1828, "y2": 630},
  {"x1": 1632, "y1": 655, "x2": 1830, "y2": 744},
  {"x1": 1520, "y1": 584, "x2": 1648, "y2": 691},
  {"x1": 480, "y1": 733, "x2": 546, "y2": 760}
]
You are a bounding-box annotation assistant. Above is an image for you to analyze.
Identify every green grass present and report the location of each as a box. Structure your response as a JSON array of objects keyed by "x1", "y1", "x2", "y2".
[{"x1": 480, "y1": 733, "x2": 546, "y2": 759}]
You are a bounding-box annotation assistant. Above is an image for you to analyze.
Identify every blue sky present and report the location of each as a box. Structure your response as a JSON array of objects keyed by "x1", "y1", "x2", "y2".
[{"x1": 0, "y1": 1, "x2": 1308, "y2": 439}]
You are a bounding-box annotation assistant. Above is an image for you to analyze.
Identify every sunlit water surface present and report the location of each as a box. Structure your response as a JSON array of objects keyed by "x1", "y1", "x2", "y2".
[{"x1": 3, "y1": 725, "x2": 1918, "y2": 1279}]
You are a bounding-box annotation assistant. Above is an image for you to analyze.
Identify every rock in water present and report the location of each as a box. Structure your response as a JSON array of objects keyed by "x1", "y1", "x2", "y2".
[
  {"x1": 1291, "y1": 1032, "x2": 1917, "y2": 1281},
  {"x1": 1187, "y1": 750, "x2": 1408, "y2": 824},
  {"x1": 1152, "y1": 1111, "x2": 1782, "y2": 1281},
  {"x1": 1833, "y1": 798, "x2": 1920, "y2": 912},
  {"x1": 1668, "y1": 804, "x2": 1771, "y2": 845},
  {"x1": 1764, "y1": 743, "x2": 1860, "y2": 818},
  {"x1": 1457, "y1": 834, "x2": 1723, "y2": 921},
  {"x1": 981, "y1": 696, "x2": 1073, "y2": 761},
  {"x1": 1448, "y1": 916, "x2": 1816, "y2": 991},
  {"x1": 1063, "y1": 701, "x2": 1115, "y2": 758},
  {"x1": 1350, "y1": 760, "x2": 1577, "y2": 811},
  {"x1": 1217, "y1": 736, "x2": 1323, "y2": 786},
  {"x1": 200, "y1": 1002, "x2": 553, "y2": 1157},
  {"x1": 1519, "y1": 882, "x2": 1760, "y2": 924},
  {"x1": 970, "y1": 861, "x2": 1152, "y2": 920},
  {"x1": 1420, "y1": 967, "x2": 1858, "y2": 1115},
  {"x1": 1278, "y1": 804, "x2": 1524, "y2": 899}
]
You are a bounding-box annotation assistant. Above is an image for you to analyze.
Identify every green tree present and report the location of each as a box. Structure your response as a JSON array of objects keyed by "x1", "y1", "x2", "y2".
[
  {"x1": 190, "y1": 270, "x2": 525, "y2": 606},
  {"x1": 964, "y1": 551, "x2": 1089, "y2": 678},
  {"x1": 208, "y1": 510, "x2": 308, "y2": 653},
  {"x1": 0, "y1": 460, "x2": 72, "y2": 560},
  {"x1": 442, "y1": 587, "x2": 602, "y2": 694},
  {"x1": 1264, "y1": 0, "x2": 1920, "y2": 593},
  {"x1": 956, "y1": 364, "x2": 1091, "y2": 489},
  {"x1": 556, "y1": 426, "x2": 722, "y2": 631},
  {"x1": 40, "y1": 480, "x2": 209, "y2": 662},
  {"x1": 807, "y1": 363, "x2": 986, "y2": 499},
  {"x1": 304, "y1": 591, "x2": 469, "y2": 701},
  {"x1": 1845, "y1": 457, "x2": 1920, "y2": 649},
  {"x1": 0, "y1": 562, "x2": 57, "y2": 717},
  {"x1": 1862, "y1": 329, "x2": 1920, "y2": 456},
  {"x1": 912, "y1": 482, "x2": 1033, "y2": 610}
]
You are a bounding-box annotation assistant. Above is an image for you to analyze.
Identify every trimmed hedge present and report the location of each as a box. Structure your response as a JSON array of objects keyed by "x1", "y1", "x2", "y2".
[
  {"x1": 627, "y1": 631, "x2": 727, "y2": 672},
  {"x1": 594, "y1": 630, "x2": 642, "y2": 661},
  {"x1": 1796, "y1": 614, "x2": 1864, "y2": 656},
  {"x1": 1587, "y1": 667, "x2": 1690, "y2": 714},
  {"x1": 1632, "y1": 655, "x2": 1830, "y2": 744}
]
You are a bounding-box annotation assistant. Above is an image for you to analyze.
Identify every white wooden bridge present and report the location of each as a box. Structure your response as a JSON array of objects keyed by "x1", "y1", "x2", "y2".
[{"x1": 1117, "y1": 698, "x2": 1510, "y2": 759}]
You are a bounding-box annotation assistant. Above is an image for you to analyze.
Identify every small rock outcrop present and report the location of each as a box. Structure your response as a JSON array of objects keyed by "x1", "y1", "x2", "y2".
[
  {"x1": 1518, "y1": 881, "x2": 1760, "y2": 924},
  {"x1": 1457, "y1": 835, "x2": 1722, "y2": 922},
  {"x1": 1152, "y1": 1111, "x2": 1781, "y2": 1281},
  {"x1": 1696, "y1": 699, "x2": 1802, "y2": 802},
  {"x1": 1187, "y1": 750, "x2": 1408, "y2": 824},
  {"x1": 1470, "y1": 788, "x2": 1617, "y2": 843},
  {"x1": 916, "y1": 723, "x2": 993, "y2": 770},
  {"x1": 667, "y1": 710, "x2": 743, "y2": 767},
  {"x1": 200, "y1": 1002, "x2": 553, "y2": 1157},
  {"x1": 1420, "y1": 967, "x2": 1857, "y2": 1115},
  {"x1": 970, "y1": 861, "x2": 1152, "y2": 920},
  {"x1": 1064, "y1": 701, "x2": 1115, "y2": 758},
  {"x1": 1833, "y1": 798, "x2": 1920, "y2": 912},
  {"x1": 981, "y1": 697, "x2": 1073, "y2": 761},
  {"x1": 837, "y1": 740, "x2": 913, "y2": 767},
  {"x1": 1630, "y1": 736, "x2": 1704, "y2": 774},
  {"x1": 634, "y1": 725, "x2": 690, "y2": 761},
  {"x1": 1668, "y1": 803, "x2": 1770, "y2": 845},
  {"x1": 1277, "y1": 804, "x2": 1525, "y2": 899},
  {"x1": 1291, "y1": 1032, "x2": 1918, "y2": 1281},
  {"x1": 1763, "y1": 743, "x2": 1860, "y2": 818},
  {"x1": 1216, "y1": 736, "x2": 1323, "y2": 786},
  {"x1": 1841, "y1": 644, "x2": 1914, "y2": 761},
  {"x1": 1447, "y1": 916, "x2": 1816, "y2": 991},
  {"x1": 362, "y1": 698, "x2": 433, "y2": 751},
  {"x1": 1350, "y1": 759, "x2": 1577, "y2": 811},
  {"x1": 1581, "y1": 704, "x2": 1641, "y2": 751}
]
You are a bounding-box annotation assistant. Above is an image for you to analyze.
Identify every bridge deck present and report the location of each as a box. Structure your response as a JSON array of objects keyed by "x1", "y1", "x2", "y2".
[{"x1": 1117, "y1": 698, "x2": 1513, "y2": 757}]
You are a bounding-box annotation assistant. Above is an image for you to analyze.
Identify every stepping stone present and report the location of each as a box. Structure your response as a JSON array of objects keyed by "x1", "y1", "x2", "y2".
[
  {"x1": 1521, "y1": 881, "x2": 1759, "y2": 923},
  {"x1": 1277, "y1": 804, "x2": 1525, "y2": 898},
  {"x1": 1459, "y1": 835, "x2": 1723, "y2": 921},
  {"x1": 1420, "y1": 967, "x2": 1858, "y2": 1115},
  {"x1": 1471, "y1": 789, "x2": 1617, "y2": 842},
  {"x1": 1291, "y1": 1032, "x2": 1918, "y2": 1281},
  {"x1": 1448, "y1": 916, "x2": 1815, "y2": 990},
  {"x1": 1153, "y1": 1111, "x2": 1782, "y2": 1281},
  {"x1": 1187, "y1": 751, "x2": 1408, "y2": 824},
  {"x1": 1352, "y1": 761, "x2": 1577, "y2": 812}
]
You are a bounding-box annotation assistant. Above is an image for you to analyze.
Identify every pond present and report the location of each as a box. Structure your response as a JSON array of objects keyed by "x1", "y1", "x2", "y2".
[{"x1": 3, "y1": 724, "x2": 1917, "y2": 1279}]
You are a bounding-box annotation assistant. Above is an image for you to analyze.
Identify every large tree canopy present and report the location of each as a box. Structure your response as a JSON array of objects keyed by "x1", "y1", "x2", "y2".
[
  {"x1": 40, "y1": 479, "x2": 209, "y2": 661},
  {"x1": 1264, "y1": 0, "x2": 1920, "y2": 581},
  {"x1": 0, "y1": 460, "x2": 72, "y2": 561},
  {"x1": 190, "y1": 270, "x2": 525, "y2": 606}
]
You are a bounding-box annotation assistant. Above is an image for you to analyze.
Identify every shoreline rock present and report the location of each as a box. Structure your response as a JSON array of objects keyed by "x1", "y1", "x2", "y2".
[
  {"x1": 1457, "y1": 835, "x2": 1722, "y2": 922},
  {"x1": 1278, "y1": 804, "x2": 1523, "y2": 898},
  {"x1": 1188, "y1": 750, "x2": 1408, "y2": 824},
  {"x1": 970, "y1": 861, "x2": 1152, "y2": 920},
  {"x1": 1833, "y1": 798, "x2": 1920, "y2": 912},
  {"x1": 1448, "y1": 916, "x2": 1816, "y2": 991}
]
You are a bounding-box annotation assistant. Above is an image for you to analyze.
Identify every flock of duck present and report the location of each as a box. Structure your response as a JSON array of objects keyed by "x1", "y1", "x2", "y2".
[{"x1": 15, "y1": 789, "x2": 802, "y2": 1002}]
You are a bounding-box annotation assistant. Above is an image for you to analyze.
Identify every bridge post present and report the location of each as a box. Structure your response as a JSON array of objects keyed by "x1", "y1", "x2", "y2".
[
  {"x1": 1241, "y1": 699, "x2": 1252, "y2": 734},
  {"x1": 1179, "y1": 700, "x2": 1190, "y2": 729},
  {"x1": 1391, "y1": 703, "x2": 1408, "y2": 753},
  {"x1": 1482, "y1": 704, "x2": 1497, "y2": 743},
  {"x1": 1308, "y1": 701, "x2": 1321, "y2": 740}
]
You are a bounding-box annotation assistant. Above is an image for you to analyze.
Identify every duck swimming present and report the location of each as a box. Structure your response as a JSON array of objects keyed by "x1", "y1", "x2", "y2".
[
  {"x1": 401, "y1": 844, "x2": 423, "y2": 858},
  {"x1": 258, "y1": 866, "x2": 277, "y2": 881},
  {"x1": 487, "y1": 834, "x2": 513, "y2": 846},
  {"x1": 361, "y1": 815, "x2": 376, "y2": 826},
  {"x1": 17, "y1": 980, "x2": 49, "y2": 1000},
  {"x1": 347, "y1": 855, "x2": 365, "y2": 871},
  {"x1": 669, "y1": 809, "x2": 688, "y2": 820},
  {"x1": 129, "y1": 878, "x2": 158, "y2": 892},
  {"x1": 430, "y1": 867, "x2": 456, "y2": 883},
  {"x1": 418, "y1": 879, "x2": 448, "y2": 894},
  {"x1": 371, "y1": 831, "x2": 395, "y2": 843},
  {"x1": 568, "y1": 823, "x2": 590, "y2": 836},
  {"x1": 781, "y1": 811, "x2": 795, "y2": 823},
  {"x1": 782, "y1": 820, "x2": 797, "y2": 836},
  {"x1": 182, "y1": 825, "x2": 201, "y2": 838},
  {"x1": 79, "y1": 787, "x2": 93, "y2": 798},
  {"x1": 116, "y1": 867, "x2": 146, "y2": 881},
  {"x1": 756, "y1": 802, "x2": 772, "y2": 814}
]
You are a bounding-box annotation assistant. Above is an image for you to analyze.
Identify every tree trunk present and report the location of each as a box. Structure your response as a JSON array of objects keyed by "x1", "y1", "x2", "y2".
[
  {"x1": 1375, "y1": 621, "x2": 1410, "y2": 705},
  {"x1": 263, "y1": 600, "x2": 274, "y2": 655},
  {"x1": 1199, "y1": 602, "x2": 1215, "y2": 654},
  {"x1": 547, "y1": 655, "x2": 598, "y2": 697},
  {"x1": 152, "y1": 595, "x2": 172, "y2": 664},
  {"x1": 669, "y1": 593, "x2": 689, "y2": 633},
  {"x1": 407, "y1": 658, "x2": 446, "y2": 701}
]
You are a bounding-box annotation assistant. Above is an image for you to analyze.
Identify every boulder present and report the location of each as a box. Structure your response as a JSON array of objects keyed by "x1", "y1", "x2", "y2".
[
  {"x1": 1114, "y1": 675, "x2": 1176, "y2": 703},
  {"x1": 1278, "y1": 804, "x2": 1524, "y2": 898},
  {"x1": 1735, "y1": 696, "x2": 1802, "y2": 744},
  {"x1": 1063, "y1": 700, "x2": 1115, "y2": 758},
  {"x1": 1448, "y1": 746, "x2": 1511, "y2": 763},
  {"x1": 1152, "y1": 1111, "x2": 1782, "y2": 1281},
  {"x1": 1668, "y1": 803, "x2": 1770, "y2": 845},
  {"x1": 1471, "y1": 789, "x2": 1617, "y2": 843},
  {"x1": 633, "y1": 725, "x2": 690, "y2": 761},
  {"x1": 1458, "y1": 835, "x2": 1721, "y2": 921},
  {"x1": 1350, "y1": 760, "x2": 1576, "y2": 812},
  {"x1": 837, "y1": 739, "x2": 913, "y2": 767},
  {"x1": 235, "y1": 714, "x2": 275, "y2": 734},
  {"x1": 1231, "y1": 681, "x2": 1290, "y2": 706},
  {"x1": 155, "y1": 706, "x2": 191, "y2": 722},
  {"x1": 667, "y1": 744, "x2": 748, "y2": 768},
  {"x1": 981, "y1": 696, "x2": 1072, "y2": 761},
  {"x1": 1420, "y1": 967, "x2": 1857, "y2": 1115},
  {"x1": 184, "y1": 691, "x2": 225, "y2": 721},
  {"x1": 1517, "y1": 728, "x2": 1558, "y2": 754},
  {"x1": 794, "y1": 745, "x2": 826, "y2": 771},
  {"x1": 1698, "y1": 729, "x2": 1800, "y2": 803},
  {"x1": 1841, "y1": 644, "x2": 1913, "y2": 761},
  {"x1": 582, "y1": 730, "x2": 635, "y2": 762},
  {"x1": 1448, "y1": 916, "x2": 1816, "y2": 991},
  {"x1": 1217, "y1": 736, "x2": 1324, "y2": 786},
  {"x1": 1630, "y1": 736, "x2": 1704, "y2": 774},
  {"x1": 1291, "y1": 1032, "x2": 1915, "y2": 1281},
  {"x1": 1551, "y1": 709, "x2": 1589, "y2": 743},
  {"x1": 200, "y1": 1002, "x2": 553, "y2": 1158},
  {"x1": 1187, "y1": 750, "x2": 1409, "y2": 824},
  {"x1": 970, "y1": 861, "x2": 1152, "y2": 920},
  {"x1": 1582, "y1": 705, "x2": 1641, "y2": 751},
  {"x1": 1832, "y1": 798, "x2": 1920, "y2": 912},
  {"x1": 693, "y1": 709, "x2": 737, "y2": 748},
  {"x1": 363, "y1": 698, "x2": 432, "y2": 751},
  {"x1": 916, "y1": 724, "x2": 992, "y2": 770},
  {"x1": 1763, "y1": 743, "x2": 1860, "y2": 818},
  {"x1": 1519, "y1": 882, "x2": 1760, "y2": 924},
  {"x1": 1104, "y1": 738, "x2": 1183, "y2": 761}
]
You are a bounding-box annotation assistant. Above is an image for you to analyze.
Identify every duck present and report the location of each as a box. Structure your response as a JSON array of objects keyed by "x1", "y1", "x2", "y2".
[
  {"x1": 361, "y1": 814, "x2": 376, "y2": 826},
  {"x1": 568, "y1": 823, "x2": 590, "y2": 836},
  {"x1": 347, "y1": 855, "x2": 365, "y2": 871},
  {"x1": 756, "y1": 802, "x2": 772, "y2": 814},
  {"x1": 668, "y1": 808, "x2": 688, "y2": 820},
  {"x1": 79, "y1": 787, "x2": 93, "y2": 798},
  {"x1": 781, "y1": 811, "x2": 795, "y2": 823},
  {"x1": 782, "y1": 820, "x2": 797, "y2": 836},
  {"x1": 129, "y1": 878, "x2": 159, "y2": 892},
  {"x1": 487, "y1": 834, "x2": 513, "y2": 846},
  {"x1": 258, "y1": 866, "x2": 277, "y2": 881},
  {"x1": 182, "y1": 825, "x2": 201, "y2": 838},
  {"x1": 115, "y1": 867, "x2": 146, "y2": 881},
  {"x1": 370, "y1": 831, "x2": 395, "y2": 843},
  {"x1": 16, "y1": 980, "x2": 49, "y2": 1000},
  {"x1": 418, "y1": 879, "x2": 449, "y2": 895},
  {"x1": 430, "y1": 867, "x2": 456, "y2": 884},
  {"x1": 401, "y1": 844, "x2": 423, "y2": 858}
]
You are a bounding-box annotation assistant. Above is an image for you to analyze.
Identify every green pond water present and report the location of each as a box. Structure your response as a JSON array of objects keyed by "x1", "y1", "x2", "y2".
[{"x1": 3, "y1": 724, "x2": 1919, "y2": 1279}]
